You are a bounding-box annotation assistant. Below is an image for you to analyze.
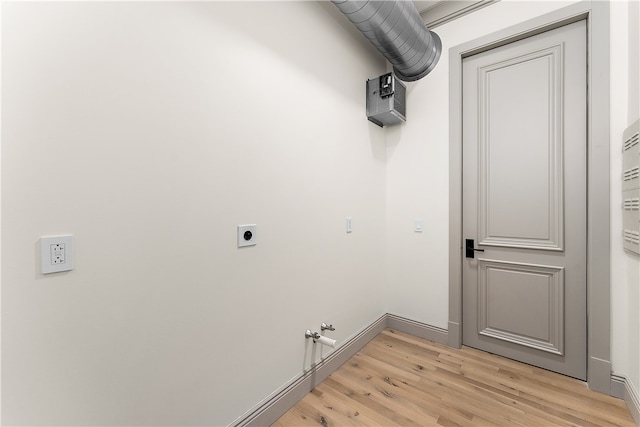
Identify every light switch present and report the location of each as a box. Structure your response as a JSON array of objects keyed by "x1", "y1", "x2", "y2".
[
  {"x1": 41, "y1": 235, "x2": 73, "y2": 274},
  {"x1": 414, "y1": 220, "x2": 424, "y2": 233}
]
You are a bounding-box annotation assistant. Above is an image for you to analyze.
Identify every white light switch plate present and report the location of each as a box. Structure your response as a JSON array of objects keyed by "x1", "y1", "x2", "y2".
[{"x1": 41, "y1": 235, "x2": 73, "y2": 274}]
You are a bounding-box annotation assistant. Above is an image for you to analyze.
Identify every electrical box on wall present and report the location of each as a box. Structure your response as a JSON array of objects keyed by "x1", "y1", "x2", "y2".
[
  {"x1": 366, "y1": 72, "x2": 406, "y2": 127},
  {"x1": 40, "y1": 235, "x2": 73, "y2": 274},
  {"x1": 622, "y1": 119, "x2": 640, "y2": 255}
]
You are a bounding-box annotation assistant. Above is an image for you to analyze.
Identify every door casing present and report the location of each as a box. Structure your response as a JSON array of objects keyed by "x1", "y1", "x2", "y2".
[{"x1": 448, "y1": 1, "x2": 611, "y2": 394}]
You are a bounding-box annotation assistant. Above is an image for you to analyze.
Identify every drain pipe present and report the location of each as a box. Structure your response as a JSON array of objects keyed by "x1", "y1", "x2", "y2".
[{"x1": 331, "y1": 0, "x2": 442, "y2": 81}]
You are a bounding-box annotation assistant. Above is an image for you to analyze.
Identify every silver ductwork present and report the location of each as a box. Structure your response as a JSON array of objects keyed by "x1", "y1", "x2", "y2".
[{"x1": 331, "y1": 0, "x2": 442, "y2": 82}]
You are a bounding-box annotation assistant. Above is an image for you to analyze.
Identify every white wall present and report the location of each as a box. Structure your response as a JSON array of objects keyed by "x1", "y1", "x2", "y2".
[
  {"x1": 611, "y1": 0, "x2": 640, "y2": 402},
  {"x1": 385, "y1": 0, "x2": 580, "y2": 328},
  {"x1": 386, "y1": 0, "x2": 639, "y2": 403},
  {"x1": 1, "y1": 2, "x2": 387, "y2": 425},
  {"x1": 3, "y1": 1, "x2": 639, "y2": 425}
]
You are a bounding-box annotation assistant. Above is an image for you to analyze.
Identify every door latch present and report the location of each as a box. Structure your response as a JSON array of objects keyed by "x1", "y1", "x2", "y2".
[{"x1": 465, "y1": 239, "x2": 485, "y2": 258}]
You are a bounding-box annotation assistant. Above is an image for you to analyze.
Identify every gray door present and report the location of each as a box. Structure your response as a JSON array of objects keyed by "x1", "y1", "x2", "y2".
[{"x1": 462, "y1": 20, "x2": 587, "y2": 380}]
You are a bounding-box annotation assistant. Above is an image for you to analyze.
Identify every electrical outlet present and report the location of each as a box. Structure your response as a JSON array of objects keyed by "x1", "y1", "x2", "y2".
[
  {"x1": 51, "y1": 243, "x2": 66, "y2": 264},
  {"x1": 41, "y1": 235, "x2": 73, "y2": 274},
  {"x1": 237, "y1": 224, "x2": 257, "y2": 248}
]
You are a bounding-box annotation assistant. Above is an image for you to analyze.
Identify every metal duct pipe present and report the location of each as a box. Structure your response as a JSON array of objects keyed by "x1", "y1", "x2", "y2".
[{"x1": 331, "y1": 0, "x2": 442, "y2": 82}]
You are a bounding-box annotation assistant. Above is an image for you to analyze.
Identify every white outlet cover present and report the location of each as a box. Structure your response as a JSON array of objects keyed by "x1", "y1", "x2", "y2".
[
  {"x1": 237, "y1": 224, "x2": 257, "y2": 248},
  {"x1": 41, "y1": 235, "x2": 73, "y2": 274},
  {"x1": 414, "y1": 220, "x2": 425, "y2": 233}
]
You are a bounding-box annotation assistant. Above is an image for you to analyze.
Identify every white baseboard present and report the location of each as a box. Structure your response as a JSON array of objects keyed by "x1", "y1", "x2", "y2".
[
  {"x1": 612, "y1": 374, "x2": 640, "y2": 426},
  {"x1": 231, "y1": 313, "x2": 448, "y2": 426}
]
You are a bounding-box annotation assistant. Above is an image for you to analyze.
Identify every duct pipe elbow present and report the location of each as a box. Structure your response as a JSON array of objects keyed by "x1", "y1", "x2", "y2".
[
  {"x1": 393, "y1": 30, "x2": 442, "y2": 81},
  {"x1": 331, "y1": 0, "x2": 442, "y2": 81}
]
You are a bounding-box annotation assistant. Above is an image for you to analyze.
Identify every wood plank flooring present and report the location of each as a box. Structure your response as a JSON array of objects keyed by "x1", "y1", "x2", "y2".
[{"x1": 273, "y1": 329, "x2": 635, "y2": 427}]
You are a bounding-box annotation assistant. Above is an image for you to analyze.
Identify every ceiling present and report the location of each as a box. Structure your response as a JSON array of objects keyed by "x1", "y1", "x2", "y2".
[
  {"x1": 413, "y1": 0, "x2": 447, "y2": 14},
  {"x1": 414, "y1": 0, "x2": 498, "y2": 28}
]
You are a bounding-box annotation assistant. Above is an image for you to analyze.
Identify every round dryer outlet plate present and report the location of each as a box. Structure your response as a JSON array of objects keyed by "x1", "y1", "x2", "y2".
[{"x1": 237, "y1": 224, "x2": 257, "y2": 248}]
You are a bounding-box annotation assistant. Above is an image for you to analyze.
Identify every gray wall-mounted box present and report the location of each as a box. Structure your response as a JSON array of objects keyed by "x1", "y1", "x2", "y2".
[
  {"x1": 366, "y1": 73, "x2": 406, "y2": 127},
  {"x1": 622, "y1": 119, "x2": 640, "y2": 254}
]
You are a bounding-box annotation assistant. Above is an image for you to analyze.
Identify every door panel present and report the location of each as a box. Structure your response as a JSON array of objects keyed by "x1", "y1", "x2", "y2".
[
  {"x1": 462, "y1": 20, "x2": 587, "y2": 380},
  {"x1": 477, "y1": 44, "x2": 564, "y2": 250},
  {"x1": 477, "y1": 259, "x2": 564, "y2": 355}
]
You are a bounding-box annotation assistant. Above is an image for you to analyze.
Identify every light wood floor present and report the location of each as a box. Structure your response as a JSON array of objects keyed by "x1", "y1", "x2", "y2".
[{"x1": 274, "y1": 329, "x2": 635, "y2": 427}]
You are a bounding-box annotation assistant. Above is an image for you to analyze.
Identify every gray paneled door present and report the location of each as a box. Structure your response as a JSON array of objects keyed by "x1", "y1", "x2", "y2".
[{"x1": 462, "y1": 20, "x2": 587, "y2": 380}]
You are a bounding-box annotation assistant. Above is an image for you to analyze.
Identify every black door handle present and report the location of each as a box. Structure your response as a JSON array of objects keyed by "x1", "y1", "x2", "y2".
[{"x1": 465, "y1": 239, "x2": 485, "y2": 258}]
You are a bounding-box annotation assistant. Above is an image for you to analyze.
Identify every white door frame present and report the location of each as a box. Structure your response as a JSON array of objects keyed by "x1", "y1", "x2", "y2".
[{"x1": 448, "y1": 1, "x2": 611, "y2": 394}]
